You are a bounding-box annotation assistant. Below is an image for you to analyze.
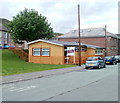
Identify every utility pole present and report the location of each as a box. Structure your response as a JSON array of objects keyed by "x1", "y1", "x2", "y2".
[
  {"x1": 105, "y1": 25, "x2": 107, "y2": 56},
  {"x1": 78, "y1": 4, "x2": 81, "y2": 66}
]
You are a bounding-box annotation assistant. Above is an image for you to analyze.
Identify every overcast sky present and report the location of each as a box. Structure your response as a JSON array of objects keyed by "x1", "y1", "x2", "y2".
[{"x1": 0, "y1": 0, "x2": 119, "y2": 34}]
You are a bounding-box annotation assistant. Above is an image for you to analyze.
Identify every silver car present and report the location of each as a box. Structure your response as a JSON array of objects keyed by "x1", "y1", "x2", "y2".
[{"x1": 85, "y1": 56, "x2": 106, "y2": 69}]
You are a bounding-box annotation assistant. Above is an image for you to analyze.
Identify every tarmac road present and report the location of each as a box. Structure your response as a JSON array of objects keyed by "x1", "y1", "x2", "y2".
[{"x1": 2, "y1": 64, "x2": 118, "y2": 101}]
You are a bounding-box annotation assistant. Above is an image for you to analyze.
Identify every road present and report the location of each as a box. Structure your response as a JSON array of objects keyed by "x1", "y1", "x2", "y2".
[{"x1": 2, "y1": 64, "x2": 118, "y2": 101}]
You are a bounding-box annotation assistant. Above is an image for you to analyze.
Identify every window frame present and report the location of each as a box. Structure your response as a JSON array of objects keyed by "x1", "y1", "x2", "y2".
[
  {"x1": 33, "y1": 48, "x2": 40, "y2": 56},
  {"x1": 95, "y1": 49, "x2": 103, "y2": 55},
  {"x1": 32, "y1": 48, "x2": 50, "y2": 57},
  {"x1": 42, "y1": 48, "x2": 50, "y2": 56},
  {"x1": 4, "y1": 32, "x2": 7, "y2": 39}
]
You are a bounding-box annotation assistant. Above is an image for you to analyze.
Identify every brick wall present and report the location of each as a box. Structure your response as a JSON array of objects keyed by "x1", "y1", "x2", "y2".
[{"x1": 58, "y1": 37, "x2": 119, "y2": 56}]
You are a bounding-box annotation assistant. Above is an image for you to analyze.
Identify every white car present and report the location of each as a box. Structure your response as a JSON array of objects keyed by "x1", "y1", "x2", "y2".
[{"x1": 85, "y1": 56, "x2": 106, "y2": 69}]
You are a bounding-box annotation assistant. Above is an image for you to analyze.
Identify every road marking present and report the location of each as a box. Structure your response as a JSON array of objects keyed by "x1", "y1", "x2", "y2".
[
  {"x1": 9, "y1": 85, "x2": 37, "y2": 92},
  {"x1": 2, "y1": 84, "x2": 15, "y2": 88}
]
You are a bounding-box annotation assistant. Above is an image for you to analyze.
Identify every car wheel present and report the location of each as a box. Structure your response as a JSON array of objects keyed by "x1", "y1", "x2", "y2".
[
  {"x1": 112, "y1": 61, "x2": 115, "y2": 65},
  {"x1": 103, "y1": 64, "x2": 106, "y2": 68}
]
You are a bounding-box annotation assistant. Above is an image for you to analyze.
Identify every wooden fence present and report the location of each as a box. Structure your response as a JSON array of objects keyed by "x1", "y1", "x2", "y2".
[{"x1": 8, "y1": 47, "x2": 28, "y2": 62}]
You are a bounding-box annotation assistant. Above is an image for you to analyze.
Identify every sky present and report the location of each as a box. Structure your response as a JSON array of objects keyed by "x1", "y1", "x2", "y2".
[{"x1": 0, "y1": 0, "x2": 119, "y2": 34}]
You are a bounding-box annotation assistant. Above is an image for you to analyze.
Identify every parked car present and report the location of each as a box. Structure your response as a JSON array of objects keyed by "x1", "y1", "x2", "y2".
[
  {"x1": 3, "y1": 43, "x2": 15, "y2": 49},
  {"x1": 104, "y1": 56, "x2": 117, "y2": 65},
  {"x1": 85, "y1": 56, "x2": 106, "y2": 69},
  {"x1": 3, "y1": 44, "x2": 9, "y2": 49},
  {"x1": 115, "y1": 55, "x2": 120, "y2": 63}
]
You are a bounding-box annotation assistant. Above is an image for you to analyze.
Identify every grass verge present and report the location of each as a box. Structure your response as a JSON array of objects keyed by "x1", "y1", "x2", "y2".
[{"x1": 2, "y1": 50, "x2": 75, "y2": 76}]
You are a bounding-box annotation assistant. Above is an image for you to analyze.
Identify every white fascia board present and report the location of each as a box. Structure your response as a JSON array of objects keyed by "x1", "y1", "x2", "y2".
[
  {"x1": 27, "y1": 39, "x2": 63, "y2": 46},
  {"x1": 87, "y1": 47, "x2": 96, "y2": 49}
]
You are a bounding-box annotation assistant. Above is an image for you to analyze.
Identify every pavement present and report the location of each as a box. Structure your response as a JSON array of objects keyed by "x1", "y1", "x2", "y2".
[{"x1": 0, "y1": 65, "x2": 85, "y2": 84}]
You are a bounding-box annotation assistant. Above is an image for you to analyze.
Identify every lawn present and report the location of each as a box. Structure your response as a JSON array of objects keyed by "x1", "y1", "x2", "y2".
[{"x1": 2, "y1": 50, "x2": 75, "y2": 76}]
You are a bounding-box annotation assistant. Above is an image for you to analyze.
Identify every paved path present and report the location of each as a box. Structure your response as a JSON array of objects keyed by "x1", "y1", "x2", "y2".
[{"x1": 1, "y1": 65, "x2": 85, "y2": 84}]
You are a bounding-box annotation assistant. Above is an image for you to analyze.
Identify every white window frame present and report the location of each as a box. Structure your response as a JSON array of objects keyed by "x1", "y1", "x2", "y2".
[
  {"x1": 95, "y1": 49, "x2": 103, "y2": 55},
  {"x1": 33, "y1": 48, "x2": 40, "y2": 56},
  {"x1": 4, "y1": 32, "x2": 7, "y2": 39},
  {"x1": 42, "y1": 48, "x2": 50, "y2": 56}
]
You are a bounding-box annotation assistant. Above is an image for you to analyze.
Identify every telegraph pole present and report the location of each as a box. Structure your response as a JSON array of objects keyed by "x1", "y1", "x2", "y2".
[
  {"x1": 105, "y1": 25, "x2": 107, "y2": 56},
  {"x1": 78, "y1": 4, "x2": 81, "y2": 66}
]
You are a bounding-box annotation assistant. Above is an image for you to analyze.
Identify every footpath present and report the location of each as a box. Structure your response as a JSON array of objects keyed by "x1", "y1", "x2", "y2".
[{"x1": 1, "y1": 65, "x2": 85, "y2": 84}]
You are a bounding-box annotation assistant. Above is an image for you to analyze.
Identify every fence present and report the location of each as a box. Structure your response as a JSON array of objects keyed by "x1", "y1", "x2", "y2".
[{"x1": 8, "y1": 47, "x2": 28, "y2": 62}]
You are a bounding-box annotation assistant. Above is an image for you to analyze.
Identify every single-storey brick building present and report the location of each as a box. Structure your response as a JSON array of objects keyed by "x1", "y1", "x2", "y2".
[{"x1": 28, "y1": 39, "x2": 105, "y2": 64}]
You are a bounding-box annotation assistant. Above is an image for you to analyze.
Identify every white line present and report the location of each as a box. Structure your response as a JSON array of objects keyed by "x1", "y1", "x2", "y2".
[{"x1": 9, "y1": 85, "x2": 37, "y2": 92}]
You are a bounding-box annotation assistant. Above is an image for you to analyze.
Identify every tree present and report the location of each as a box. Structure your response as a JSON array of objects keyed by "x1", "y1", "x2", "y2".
[{"x1": 6, "y1": 8, "x2": 54, "y2": 42}]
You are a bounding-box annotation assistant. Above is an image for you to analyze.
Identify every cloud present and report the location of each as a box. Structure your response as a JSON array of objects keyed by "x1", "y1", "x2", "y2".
[{"x1": 0, "y1": 0, "x2": 119, "y2": 33}]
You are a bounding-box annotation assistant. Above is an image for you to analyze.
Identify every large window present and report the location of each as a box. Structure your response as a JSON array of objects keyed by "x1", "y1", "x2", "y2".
[
  {"x1": 42, "y1": 48, "x2": 50, "y2": 56},
  {"x1": 33, "y1": 48, "x2": 40, "y2": 56},
  {"x1": 33, "y1": 48, "x2": 50, "y2": 56}
]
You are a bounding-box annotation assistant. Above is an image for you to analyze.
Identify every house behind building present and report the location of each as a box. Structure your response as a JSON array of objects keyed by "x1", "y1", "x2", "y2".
[
  {"x1": 0, "y1": 18, "x2": 13, "y2": 48},
  {"x1": 57, "y1": 28, "x2": 120, "y2": 56}
]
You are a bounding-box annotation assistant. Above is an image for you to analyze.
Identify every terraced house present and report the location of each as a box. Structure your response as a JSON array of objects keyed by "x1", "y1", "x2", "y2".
[{"x1": 0, "y1": 18, "x2": 13, "y2": 48}]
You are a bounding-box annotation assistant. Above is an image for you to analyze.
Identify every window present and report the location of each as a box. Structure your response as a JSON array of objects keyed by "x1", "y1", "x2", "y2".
[
  {"x1": 0, "y1": 31, "x2": 2, "y2": 38},
  {"x1": 42, "y1": 48, "x2": 50, "y2": 56},
  {"x1": 33, "y1": 48, "x2": 40, "y2": 56},
  {"x1": 33, "y1": 48, "x2": 50, "y2": 56},
  {"x1": 4, "y1": 32, "x2": 7, "y2": 39},
  {"x1": 95, "y1": 49, "x2": 103, "y2": 55},
  {"x1": 75, "y1": 47, "x2": 86, "y2": 51},
  {"x1": 81, "y1": 47, "x2": 86, "y2": 51}
]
